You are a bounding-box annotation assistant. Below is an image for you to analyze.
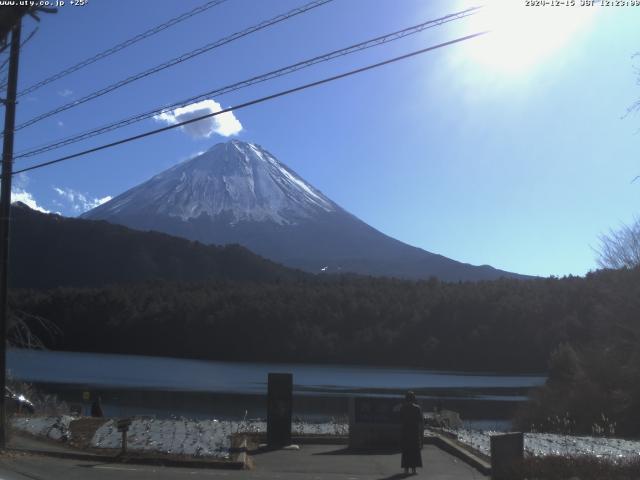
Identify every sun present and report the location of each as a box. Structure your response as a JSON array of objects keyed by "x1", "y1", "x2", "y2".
[{"x1": 459, "y1": 0, "x2": 597, "y2": 73}]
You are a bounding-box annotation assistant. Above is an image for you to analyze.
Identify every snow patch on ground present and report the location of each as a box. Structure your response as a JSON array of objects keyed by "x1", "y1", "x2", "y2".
[
  {"x1": 447, "y1": 429, "x2": 640, "y2": 459},
  {"x1": 11, "y1": 415, "x2": 349, "y2": 459},
  {"x1": 90, "y1": 418, "x2": 348, "y2": 458},
  {"x1": 12, "y1": 415, "x2": 73, "y2": 441},
  {"x1": 92, "y1": 418, "x2": 235, "y2": 458},
  {"x1": 22, "y1": 416, "x2": 637, "y2": 460}
]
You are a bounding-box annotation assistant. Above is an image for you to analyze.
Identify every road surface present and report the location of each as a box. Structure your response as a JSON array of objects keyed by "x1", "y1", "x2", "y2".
[{"x1": 0, "y1": 444, "x2": 487, "y2": 480}]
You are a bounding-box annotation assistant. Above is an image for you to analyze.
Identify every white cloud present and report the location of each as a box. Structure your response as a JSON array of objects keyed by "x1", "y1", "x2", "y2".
[
  {"x1": 58, "y1": 88, "x2": 73, "y2": 97},
  {"x1": 13, "y1": 172, "x2": 30, "y2": 190},
  {"x1": 154, "y1": 99, "x2": 242, "y2": 139},
  {"x1": 10, "y1": 174, "x2": 48, "y2": 212},
  {"x1": 53, "y1": 187, "x2": 112, "y2": 213},
  {"x1": 11, "y1": 189, "x2": 49, "y2": 213}
]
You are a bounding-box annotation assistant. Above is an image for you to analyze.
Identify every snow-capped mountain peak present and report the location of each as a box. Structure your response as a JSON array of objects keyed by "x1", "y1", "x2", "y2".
[
  {"x1": 86, "y1": 140, "x2": 336, "y2": 225},
  {"x1": 83, "y1": 139, "x2": 527, "y2": 281}
]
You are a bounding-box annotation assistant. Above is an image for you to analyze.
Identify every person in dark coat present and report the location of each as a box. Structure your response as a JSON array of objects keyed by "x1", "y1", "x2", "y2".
[
  {"x1": 91, "y1": 397, "x2": 104, "y2": 418},
  {"x1": 400, "y1": 390, "x2": 423, "y2": 475}
]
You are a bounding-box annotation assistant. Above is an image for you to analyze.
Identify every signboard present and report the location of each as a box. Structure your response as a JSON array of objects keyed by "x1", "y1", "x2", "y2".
[
  {"x1": 354, "y1": 397, "x2": 402, "y2": 424},
  {"x1": 117, "y1": 418, "x2": 132, "y2": 432},
  {"x1": 117, "y1": 418, "x2": 133, "y2": 455},
  {"x1": 349, "y1": 396, "x2": 404, "y2": 449},
  {"x1": 82, "y1": 391, "x2": 90, "y2": 402},
  {"x1": 490, "y1": 432, "x2": 524, "y2": 480},
  {"x1": 267, "y1": 373, "x2": 292, "y2": 447}
]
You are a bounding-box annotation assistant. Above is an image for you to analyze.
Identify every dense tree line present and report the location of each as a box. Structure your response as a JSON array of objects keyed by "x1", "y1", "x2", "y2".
[
  {"x1": 9, "y1": 205, "x2": 640, "y2": 434},
  {"x1": 10, "y1": 268, "x2": 639, "y2": 376}
]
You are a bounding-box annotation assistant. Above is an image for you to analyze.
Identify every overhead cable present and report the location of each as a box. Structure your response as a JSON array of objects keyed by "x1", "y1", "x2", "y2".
[
  {"x1": 11, "y1": 0, "x2": 335, "y2": 133},
  {"x1": 12, "y1": 31, "x2": 488, "y2": 176},
  {"x1": 14, "y1": 6, "x2": 481, "y2": 160}
]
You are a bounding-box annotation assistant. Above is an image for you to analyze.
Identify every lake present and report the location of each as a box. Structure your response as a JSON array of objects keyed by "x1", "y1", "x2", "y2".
[{"x1": 7, "y1": 349, "x2": 546, "y2": 429}]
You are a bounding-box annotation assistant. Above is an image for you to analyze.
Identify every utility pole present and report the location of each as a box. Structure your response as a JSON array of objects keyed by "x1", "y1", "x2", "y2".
[
  {"x1": 0, "y1": 16, "x2": 21, "y2": 450},
  {"x1": 0, "y1": 5, "x2": 56, "y2": 449}
]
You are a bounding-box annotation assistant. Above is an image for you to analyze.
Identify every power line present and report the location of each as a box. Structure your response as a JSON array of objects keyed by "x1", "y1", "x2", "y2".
[
  {"x1": 11, "y1": 0, "x2": 334, "y2": 133},
  {"x1": 12, "y1": 31, "x2": 488, "y2": 177},
  {"x1": 14, "y1": 6, "x2": 481, "y2": 161},
  {"x1": 15, "y1": 6, "x2": 478, "y2": 159},
  {"x1": 0, "y1": 0, "x2": 228, "y2": 95}
]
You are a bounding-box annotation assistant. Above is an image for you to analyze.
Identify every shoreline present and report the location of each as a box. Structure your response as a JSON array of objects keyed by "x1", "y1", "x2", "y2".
[
  {"x1": 21, "y1": 383, "x2": 522, "y2": 430},
  {"x1": 12, "y1": 414, "x2": 640, "y2": 460}
]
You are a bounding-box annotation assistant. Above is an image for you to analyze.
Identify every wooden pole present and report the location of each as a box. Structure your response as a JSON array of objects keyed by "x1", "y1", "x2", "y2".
[{"x1": 0, "y1": 17, "x2": 22, "y2": 450}]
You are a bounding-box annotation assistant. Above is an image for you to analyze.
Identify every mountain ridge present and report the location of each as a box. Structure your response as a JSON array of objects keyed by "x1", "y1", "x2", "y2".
[
  {"x1": 9, "y1": 202, "x2": 306, "y2": 289},
  {"x1": 83, "y1": 140, "x2": 529, "y2": 281}
]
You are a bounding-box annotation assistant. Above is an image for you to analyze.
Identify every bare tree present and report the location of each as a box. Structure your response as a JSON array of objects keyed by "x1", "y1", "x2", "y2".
[
  {"x1": 596, "y1": 217, "x2": 640, "y2": 269},
  {"x1": 7, "y1": 309, "x2": 60, "y2": 349}
]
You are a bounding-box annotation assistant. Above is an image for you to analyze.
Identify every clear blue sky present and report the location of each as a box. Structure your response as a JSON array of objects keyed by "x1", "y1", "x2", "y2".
[{"x1": 8, "y1": 0, "x2": 640, "y2": 277}]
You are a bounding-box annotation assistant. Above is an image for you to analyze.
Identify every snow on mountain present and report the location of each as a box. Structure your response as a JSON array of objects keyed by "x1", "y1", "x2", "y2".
[
  {"x1": 84, "y1": 140, "x2": 527, "y2": 281},
  {"x1": 91, "y1": 140, "x2": 336, "y2": 226}
]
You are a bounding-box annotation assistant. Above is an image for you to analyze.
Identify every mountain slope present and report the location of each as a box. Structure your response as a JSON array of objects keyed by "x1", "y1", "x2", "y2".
[
  {"x1": 83, "y1": 140, "x2": 526, "y2": 281},
  {"x1": 9, "y1": 203, "x2": 305, "y2": 289}
]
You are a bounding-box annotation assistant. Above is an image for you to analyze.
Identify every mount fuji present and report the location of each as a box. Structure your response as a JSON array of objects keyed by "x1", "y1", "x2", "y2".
[{"x1": 83, "y1": 140, "x2": 524, "y2": 281}]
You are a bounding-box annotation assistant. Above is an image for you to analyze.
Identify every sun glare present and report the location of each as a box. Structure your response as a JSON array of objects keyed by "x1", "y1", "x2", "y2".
[{"x1": 462, "y1": 0, "x2": 597, "y2": 73}]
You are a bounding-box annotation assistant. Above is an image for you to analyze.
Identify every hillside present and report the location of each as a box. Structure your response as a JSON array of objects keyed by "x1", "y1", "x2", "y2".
[{"x1": 9, "y1": 203, "x2": 306, "y2": 289}]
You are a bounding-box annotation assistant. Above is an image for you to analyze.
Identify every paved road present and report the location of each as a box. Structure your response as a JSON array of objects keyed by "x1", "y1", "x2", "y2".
[
  {"x1": 8, "y1": 434, "x2": 80, "y2": 454},
  {"x1": 0, "y1": 444, "x2": 487, "y2": 480}
]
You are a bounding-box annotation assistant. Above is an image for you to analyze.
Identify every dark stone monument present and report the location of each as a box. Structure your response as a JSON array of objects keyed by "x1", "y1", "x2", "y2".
[
  {"x1": 490, "y1": 432, "x2": 524, "y2": 480},
  {"x1": 267, "y1": 373, "x2": 293, "y2": 447}
]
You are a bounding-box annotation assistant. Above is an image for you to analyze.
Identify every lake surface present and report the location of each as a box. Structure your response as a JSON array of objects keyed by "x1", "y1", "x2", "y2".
[{"x1": 7, "y1": 349, "x2": 546, "y2": 427}]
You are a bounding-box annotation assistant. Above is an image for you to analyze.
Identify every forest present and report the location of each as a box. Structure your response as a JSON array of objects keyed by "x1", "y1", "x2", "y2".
[
  {"x1": 8, "y1": 205, "x2": 640, "y2": 435},
  {"x1": 10, "y1": 266, "x2": 640, "y2": 434},
  {"x1": 15, "y1": 268, "x2": 636, "y2": 371}
]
